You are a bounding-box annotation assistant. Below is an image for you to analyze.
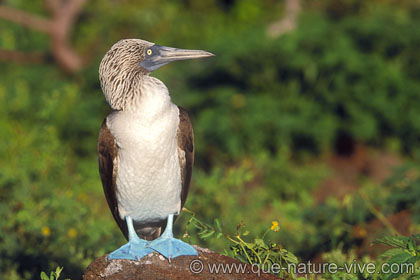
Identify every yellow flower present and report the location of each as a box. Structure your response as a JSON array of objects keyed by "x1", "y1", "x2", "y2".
[
  {"x1": 270, "y1": 221, "x2": 280, "y2": 232},
  {"x1": 41, "y1": 226, "x2": 51, "y2": 237},
  {"x1": 67, "y1": 228, "x2": 78, "y2": 238}
]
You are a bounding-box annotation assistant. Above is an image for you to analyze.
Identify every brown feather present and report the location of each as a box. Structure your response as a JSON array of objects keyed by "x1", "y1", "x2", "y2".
[
  {"x1": 177, "y1": 106, "x2": 194, "y2": 208},
  {"x1": 98, "y1": 117, "x2": 128, "y2": 239}
]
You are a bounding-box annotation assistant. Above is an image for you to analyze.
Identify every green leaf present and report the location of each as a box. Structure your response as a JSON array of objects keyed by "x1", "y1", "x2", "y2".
[
  {"x1": 373, "y1": 236, "x2": 408, "y2": 249},
  {"x1": 387, "y1": 252, "x2": 412, "y2": 265},
  {"x1": 280, "y1": 249, "x2": 299, "y2": 264},
  {"x1": 254, "y1": 238, "x2": 265, "y2": 247},
  {"x1": 40, "y1": 272, "x2": 49, "y2": 280},
  {"x1": 407, "y1": 240, "x2": 415, "y2": 252},
  {"x1": 199, "y1": 230, "x2": 215, "y2": 239},
  {"x1": 214, "y1": 218, "x2": 222, "y2": 232},
  {"x1": 55, "y1": 266, "x2": 63, "y2": 279},
  {"x1": 407, "y1": 255, "x2": 418, "y2": 265},
  {"x1": 379, "y1": 248, "x2": 405, "y2": 259}
]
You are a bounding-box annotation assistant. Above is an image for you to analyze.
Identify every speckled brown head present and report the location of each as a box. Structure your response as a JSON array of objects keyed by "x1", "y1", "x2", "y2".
[{"x1": 99, "y1": 39, "x2": 214, "y2": 110}]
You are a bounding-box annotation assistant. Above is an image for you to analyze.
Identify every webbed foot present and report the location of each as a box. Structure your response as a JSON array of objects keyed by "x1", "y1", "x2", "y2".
[
  {"x1": 108, "y1": 238, "x2": 153, "y2": 260},
  {"x1": 147, "y1": 214, "x2": 197, "y2": 260},
  {"x1": 108, "y1": 216, "x2": 153, "y2": 260},
  {"x1": 148, "y1": 235, "x2": 197, "y2": 259}
]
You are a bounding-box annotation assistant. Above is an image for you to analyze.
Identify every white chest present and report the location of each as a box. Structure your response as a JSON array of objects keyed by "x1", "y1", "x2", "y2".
[{"x1": 107, "y1": 78, "x2": 182, "y2": 223}]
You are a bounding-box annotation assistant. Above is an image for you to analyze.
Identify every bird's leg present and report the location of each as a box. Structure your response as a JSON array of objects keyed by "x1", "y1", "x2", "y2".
[
  {"x1": 147, "y1": 214, "x2": 198, "y2": 260},
  {"x1": 108, "y1": 216, "x2": 154, "y2": 260}
]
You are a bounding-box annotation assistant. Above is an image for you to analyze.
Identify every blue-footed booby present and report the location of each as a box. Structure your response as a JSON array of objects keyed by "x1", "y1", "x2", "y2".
[{"x1": 98, "y1": 39, "x2": 213, "y2": 260}]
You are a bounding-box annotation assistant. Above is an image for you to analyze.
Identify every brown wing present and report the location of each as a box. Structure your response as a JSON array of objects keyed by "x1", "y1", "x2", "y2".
[
  {"x1": 177, "y1": 106, "x2": 194, "y2": 208},
  {"x1": 98, "y1": 117, "x2": 128, "y2": 240}
]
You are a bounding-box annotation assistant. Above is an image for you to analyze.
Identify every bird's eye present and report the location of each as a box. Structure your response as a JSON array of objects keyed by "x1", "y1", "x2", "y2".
[{"x1": 147, "y1": 49, "x2": 152, "y2": 55}]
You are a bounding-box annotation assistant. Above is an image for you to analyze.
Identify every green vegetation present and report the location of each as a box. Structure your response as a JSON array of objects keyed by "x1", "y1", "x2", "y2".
[
  {"x1": 184, "y1": 211, "x2": 301, "y2": 279},
  {"x1": 0, "y1": 0, "x2": 419, "y2": 279},
  {"x1": 40, "y1": 267, "x2": 68, "y2": 280}
]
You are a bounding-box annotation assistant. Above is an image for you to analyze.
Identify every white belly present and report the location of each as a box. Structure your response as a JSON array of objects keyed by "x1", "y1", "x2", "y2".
[{"x1": 107, "y1": 105, "x2": 182, "y2": 223}]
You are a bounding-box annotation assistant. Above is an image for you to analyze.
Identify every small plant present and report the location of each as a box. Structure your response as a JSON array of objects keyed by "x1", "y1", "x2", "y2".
[
  {"x1": 373, "y1": 234, "x2": 420, "y2": 280},
  {"x1": 40, "y1": 266, "x2": 69, "y2": 280},
  {"x1": 183, "y1": 208, "x2": 300, "y2": 279}
]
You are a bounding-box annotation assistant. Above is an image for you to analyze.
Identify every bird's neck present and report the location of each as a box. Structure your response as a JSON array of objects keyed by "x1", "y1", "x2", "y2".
[
  {"x1": 124, "y1": 75, "x2": 173, "y2": 119},
  {"x1": 105, "y1": 70, "x2": 143, "y2": 111}
]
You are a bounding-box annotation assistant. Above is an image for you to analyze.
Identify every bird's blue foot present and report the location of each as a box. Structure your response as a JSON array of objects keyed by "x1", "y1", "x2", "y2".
[
  {"x1": 109, "y1": 238, "x2": 154, "y2": 260},
  {"x1": 147, "y1": 214, "x2": 197, "y2": 259},
  {"x1": 108, "y1": 216, "x2": 154, "y2": 261},
  {"x1": 148, "y1": 235, "x2": 197, "y2": 259}
]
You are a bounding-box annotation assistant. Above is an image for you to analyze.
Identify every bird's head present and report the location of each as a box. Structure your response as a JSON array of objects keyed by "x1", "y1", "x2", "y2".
[{"x1": 99, "y1": 39, "x2": 214, "y2": 110}]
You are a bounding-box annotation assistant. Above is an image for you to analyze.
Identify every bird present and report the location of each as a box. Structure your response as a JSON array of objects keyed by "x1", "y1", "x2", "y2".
[{"x1": 97, "y1": 39, "x2": 214, "y2": 261}]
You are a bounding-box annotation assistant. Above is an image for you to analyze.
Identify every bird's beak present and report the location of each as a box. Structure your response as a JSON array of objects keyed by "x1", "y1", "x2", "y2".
[{"x1": 140, "y1": 45, "x2": 214, "y2": 72}]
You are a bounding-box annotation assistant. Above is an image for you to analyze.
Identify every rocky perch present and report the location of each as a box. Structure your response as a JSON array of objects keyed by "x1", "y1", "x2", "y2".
[{"x1": 83, "y1": 246, "x2": 280, "y2": 279}]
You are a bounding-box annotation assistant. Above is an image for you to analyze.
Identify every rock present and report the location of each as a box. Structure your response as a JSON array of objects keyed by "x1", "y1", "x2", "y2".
[{"x1": 83, "y1": 245, "x2": 280, "y2": 279}]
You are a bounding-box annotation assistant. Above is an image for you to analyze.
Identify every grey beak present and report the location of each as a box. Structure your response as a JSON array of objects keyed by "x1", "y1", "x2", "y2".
[{"x1": 140, "y1": 45, "x2": 214, "y2": 72}]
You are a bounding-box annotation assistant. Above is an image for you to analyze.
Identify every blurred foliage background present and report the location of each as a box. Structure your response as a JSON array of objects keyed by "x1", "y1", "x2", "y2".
[{"x1": 0, "y1": 0, "x2": 419, "y2": 279}]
